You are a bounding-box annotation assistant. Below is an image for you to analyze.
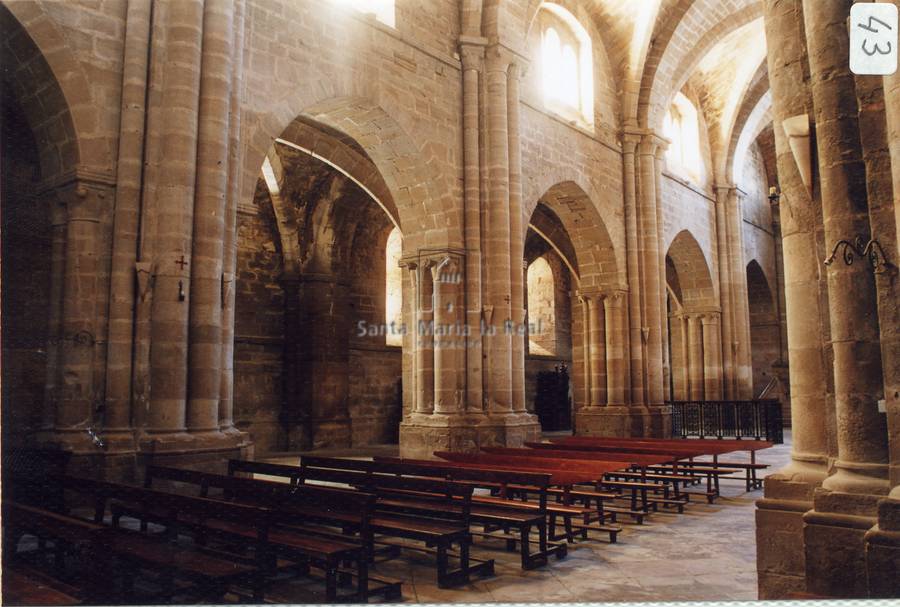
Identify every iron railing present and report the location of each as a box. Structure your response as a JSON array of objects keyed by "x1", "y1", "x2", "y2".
[{"x1": 670, "y1": 400, "x2": 783, "y2": 444}]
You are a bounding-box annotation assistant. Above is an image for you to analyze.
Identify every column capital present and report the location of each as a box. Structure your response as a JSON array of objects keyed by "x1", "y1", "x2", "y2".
[{"x1": 458, "y1": 39, "x2": 486, "y2": 70}]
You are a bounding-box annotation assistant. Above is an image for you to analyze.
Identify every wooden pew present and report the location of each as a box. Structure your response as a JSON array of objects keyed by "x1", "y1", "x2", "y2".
[
  {"x1": 3, "y1": 502, "x2": 111, "y2": 604},
  {"x1": 370, "y1": 456, "x2": 614, "y2": 542},
  {"x1": 545, "y1": 439, "x2": 754, "y2": 498},
  {"x1": 297, "y1": 456, "x2": 562, "y2": 569},
  {"x1": 53, "y1": 474, "x2": 276, "y2": 603},
  {"x1": 434, "y1": 452, "x2": 660, "y2": 523},
  {"x1": 402, "y1": 456, "x2": 644, "y2": 526},
  {"x1": 229, "y1": 458, "x2": 494, "y2": 588},
  {"x1": 483, "y1": 447, "x2": 693, "y2": 513},
  {"x1": 141, "y1": 465, "x2": 384, "y2": 602}
]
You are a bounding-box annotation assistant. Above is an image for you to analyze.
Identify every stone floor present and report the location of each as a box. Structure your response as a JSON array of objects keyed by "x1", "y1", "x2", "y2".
[{"x1": 265, "y1": 433, "x2": 793, "y2": 603}]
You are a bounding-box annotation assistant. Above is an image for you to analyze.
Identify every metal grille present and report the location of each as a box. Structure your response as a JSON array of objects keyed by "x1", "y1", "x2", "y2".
[{"x1": 670, "y1": 400, "x2": 783, "y2": 443}]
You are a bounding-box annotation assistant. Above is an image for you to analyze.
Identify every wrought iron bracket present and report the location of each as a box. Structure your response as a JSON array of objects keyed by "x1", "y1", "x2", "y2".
[{"x1": 824, "y1": 236, "x2": 892, "y2": 271}]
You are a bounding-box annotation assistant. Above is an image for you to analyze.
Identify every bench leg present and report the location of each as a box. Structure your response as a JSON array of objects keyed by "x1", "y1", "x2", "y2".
[
  {"x1": 325, "y1": 562, "x2": 338, "y2": 603},
  {"x1": 436, "y1": 543, "x2": 451, "y2": 588},
  {"x1": 356, "y1": 550, "x2": 369, "y2": 603}
]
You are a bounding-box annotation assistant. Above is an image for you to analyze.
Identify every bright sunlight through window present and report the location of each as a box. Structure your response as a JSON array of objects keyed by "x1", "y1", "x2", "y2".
[
  {"x1": 663, "y1": 92, "x2": 704, "y2": 184},
  {"x1": 539, "y1": 3, "x2": 593, "y2": 127}
]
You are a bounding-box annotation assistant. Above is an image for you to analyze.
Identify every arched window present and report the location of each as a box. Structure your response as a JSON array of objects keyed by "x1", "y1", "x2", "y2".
[
  {"x1": 527, "y1": 256, "x2": 556, "y2": 355},
  {"x1": 663, "y1": 92, "x2": 704, "y2": 184},
  {"x1": 333, "y1": 0, "x2": 395, "y2": 28},
  {"x1": 385, "y1": 227, "x2": 402, "y2": 346},
  {"x1": 538, "y1": 3, "x2": 594, "y2": 127}
]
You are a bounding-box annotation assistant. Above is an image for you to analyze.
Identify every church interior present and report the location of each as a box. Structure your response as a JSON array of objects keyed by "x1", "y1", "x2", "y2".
[{"x1": 2, "y1": 0, "x2": 899, "y2": 602}]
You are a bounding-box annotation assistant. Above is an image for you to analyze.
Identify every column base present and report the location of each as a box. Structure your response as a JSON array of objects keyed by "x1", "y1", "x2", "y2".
[
  {"x1": 135, "y1": 429, "x2": 253, "y2": 476},
  {"x1": 866, "y1": 497, "x2": 900, "y2": 598},
  {"x1": 399, "y1": 411, "x2": 540, "y2": 459},
  {"x1": 821, "y1": 460, "x2": 891, "y2": 496},
  {"x1": 574, "y1": 405, "x2": 672, "y2": 437},
  {"x1": 803, "y1": 487, "x2": 883, "y2": 598},
  {"x1": 754, "y1": 464, "x2": 826, "y2": 599}
]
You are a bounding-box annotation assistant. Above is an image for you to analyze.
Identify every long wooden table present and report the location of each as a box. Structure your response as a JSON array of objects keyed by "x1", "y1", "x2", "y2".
[
  {"x1": 550, "y1": 437, "x2": 771, "y2": 490},
  {"x1": 435, "y1": 451, "x2": 682, "y2": 519}
]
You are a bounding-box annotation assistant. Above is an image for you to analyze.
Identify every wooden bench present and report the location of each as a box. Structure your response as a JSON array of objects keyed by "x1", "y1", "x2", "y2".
[
  {"x1": 2, "y1": 566, "x2": 83, "y2": 606},
  {"x1": 229, "y1": 458, "x2": 494, "y2": 588},
  {"x1": 437, "y1": 451, "x2": 658, "y2": 522},
  {"x1": 54, "y1": 474, "x2": 274, "y2": 603},
  {"x1": 300, "y1": 455, "x2": 570, "y2": 568},
  {"x1": 371, "y1": 456, "x2": 614, "y2": 542},
  {"x1": 140, "y1": 465, "x2": 385, "y2": 602},
  {"x1": 3, "y1": 502, "x2": 111, "y2": 604},
  {"x1": 486, "y1": 447, "x2": 691, "y2": 512}
]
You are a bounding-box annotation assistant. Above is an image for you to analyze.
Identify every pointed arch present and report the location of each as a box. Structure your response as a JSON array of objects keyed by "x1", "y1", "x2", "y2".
[{"x1": 666, "y1": 229, "x2": 716, "y2": 310}]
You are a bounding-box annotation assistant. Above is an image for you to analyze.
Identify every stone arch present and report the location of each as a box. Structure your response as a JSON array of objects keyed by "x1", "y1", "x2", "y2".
[
  {"x1": 665, "y1": 229, "x2": 716, "y2": 310},
  {"x1": 524, "y1": 179, "x2": 622, "y2": 292},
  {"x1": 243, "y1": 95, "x2": 459, "y2": 253},
  {"x1": 746, "y1": 259, "x2": 778, "y2": 397},
  {"x1": 731, "y1": 90, "x2": 773, "y2": 188},
  {"x1": 0, "y1": 3, "x2": 86, "y2": 181},
  {"x1": 640, "y1": 0, "x2": 763, "y2": 130}
]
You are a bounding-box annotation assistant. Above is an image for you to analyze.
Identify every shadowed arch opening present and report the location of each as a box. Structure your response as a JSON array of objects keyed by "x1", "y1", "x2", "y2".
[
  {"x1": 235, "y1": 114, "x2": 405, "y2": 454},
  {"x1": 747, "y1": 260, "x2": 778, "y2": 399},
  {"x1": 524, "y1": 183, "x2": 620, "y2": 431},
  {"x1": 666, "y1": 230, "x2": 717, "y2": 401},
  {"x1": 243, "y1": 97, "x2": 459, "y2": 253},
  {"x1": 1, "y1": 7, "x2": 85, "y2": 447}
]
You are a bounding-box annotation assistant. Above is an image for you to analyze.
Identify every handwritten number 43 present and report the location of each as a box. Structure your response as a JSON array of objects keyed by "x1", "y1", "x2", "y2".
[{"x1": 858, "y1": 16, "x2": 893, "y2": 57}]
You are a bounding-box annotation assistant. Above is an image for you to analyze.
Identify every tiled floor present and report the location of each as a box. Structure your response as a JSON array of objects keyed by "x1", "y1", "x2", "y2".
[{"x1": 267, "y1": 433, "x2": 793, "y2": 603}]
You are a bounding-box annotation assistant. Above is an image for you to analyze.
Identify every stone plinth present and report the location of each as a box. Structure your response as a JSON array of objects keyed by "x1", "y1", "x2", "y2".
[
  {"x1": 574, "y1": 405, "x2": 671, "y2": 438},
  {"x1": 865, "y1": 497, "x2": 900, "y2": 598},
  {"x1": 803, "y1": 488, "x2": 882, "y2": 598},
  {"x1": 399, "y1": 412, "x2": 540, "y2": 459}
]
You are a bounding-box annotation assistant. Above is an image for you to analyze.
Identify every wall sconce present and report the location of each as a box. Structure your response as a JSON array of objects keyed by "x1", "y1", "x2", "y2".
[
  {"x1": 768, "y1": 186, "x2": 780, "y2": 204},
  {"x1": 825, "y1": 236, "x2": 892, "y2": 271},
  {"x1": 178, "y1": 280, "x2": 186, "y2": 301}
]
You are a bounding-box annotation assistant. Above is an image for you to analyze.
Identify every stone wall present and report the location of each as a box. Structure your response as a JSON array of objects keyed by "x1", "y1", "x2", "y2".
[{"x1": 234, "y1": 185, "x2": 285, "y2": 454}]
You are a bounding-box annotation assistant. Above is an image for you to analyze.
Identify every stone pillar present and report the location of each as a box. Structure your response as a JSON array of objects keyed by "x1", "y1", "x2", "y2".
[
  {"x1": 41, "y1": 193, "x2": 68, "y2": 431},
  {"x1": 146, "y1": 0, "x2": 204, "y2": 437},
  {"x1": 803, "y1": 0, "x2": 889, "y2": 497},
  {"x1": 687, "y1": 314, "x2": 704, "y2": 401},
  {"x1": 589, "y1": 295, "x2": 607, "y2": 406},
  {"x1": 104, "y1": 0, "x2": 152, "y2": 448},
  {"x1": 727, "y1": 188, "x2": 753, "y2": 398},
  {"x1": 297, "y1": 274, "x2": 352, "y2": 448},
  {"x1": 606, "y1": 291, "x2": 627, "y2": 405},
  {"x1": 639, "y1": 137, "x2": 665, "y2": 406},
  {"x1": 187, "y1": 0, "x2": 235, "y2": 435},
  {"x1": 756, "y1": 2, "x2": 832, "y2": 598},
  {"x1": 54, "y1": 182, "x2": 105, "y2": 438},
  {"x1": 622, "y1": 132, "x2": 642, "y2": 405},
  {"x1": 412, "y1": 262, "x2": 435, "y2": 415},
  {"x1": 714, "y1": 185, "x2": 736, "y2": 398},
  {"x1": 460, "y1": 42, "x2": 485, "y2": 412},
  {"x1": 483, "y1": 47, "x2": 512, "y2": 413},
  {"x1": 881, "y1": 0, "x2": 900, "y2": 501},
  {"x1": 432, "y1": 256, "x2": 464, "y2": 414},
  {"x1": 579, "y1": 294, "x2": 592, "y2": 407},
  {"x1": 219, "y1": 0, "x2": 246, "y2": 436},
  {"x1": 669, "y1": 312, "x2": 688, "y2": 400},
  {"x1": 653, "y1": 143, "x2": 670, "y2": 403},
  {"x1": 702, "y1": 313, "x2": 723, "y2": 400},
  {"x1": 507, "y1": 61, "x2": 527, "y2": 415}
]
